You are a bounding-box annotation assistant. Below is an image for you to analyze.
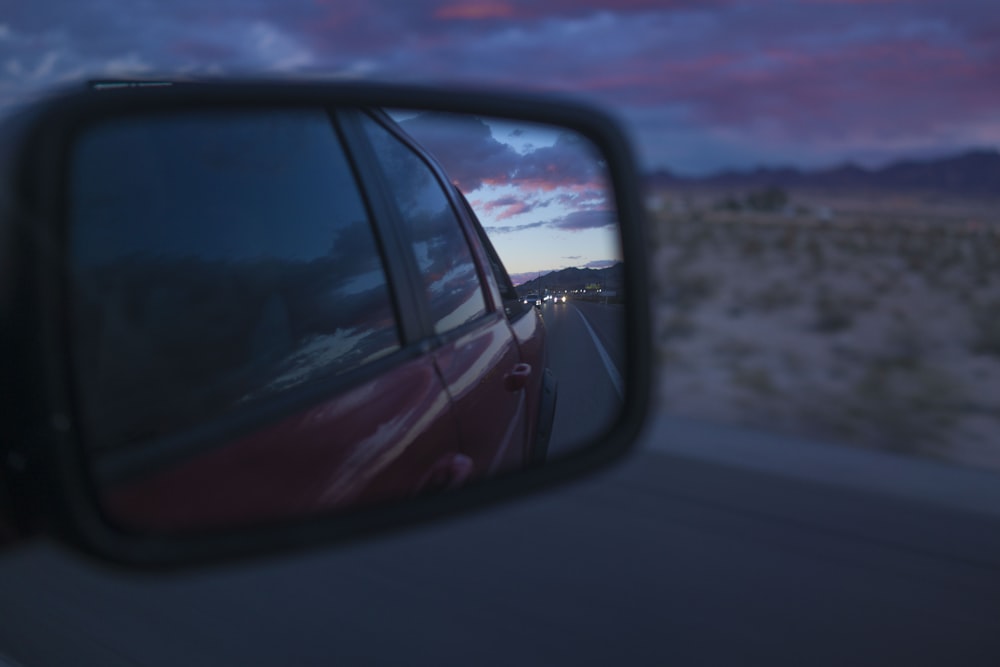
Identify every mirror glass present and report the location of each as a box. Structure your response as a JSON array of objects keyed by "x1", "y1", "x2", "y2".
[{"x1": 66, "y1": 105, "x2": 625, "y2": 534}]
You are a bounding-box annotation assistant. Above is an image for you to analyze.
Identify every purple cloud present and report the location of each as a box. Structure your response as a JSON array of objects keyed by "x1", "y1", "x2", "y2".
[
  {"x1": 1, "y1": 1, "x2": 997, "y2": 174},
  {"x1": 400, "y1": 113, "x2": 519, "y2": 191},
  {"x1": 550, "y1": 209, "x2": 617, "y2": 231}
]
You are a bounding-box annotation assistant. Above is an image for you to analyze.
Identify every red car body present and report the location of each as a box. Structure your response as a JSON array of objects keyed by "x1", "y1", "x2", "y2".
[
  {"x1": 70, "y1": 108, "x2": 555, "y2": 533},
  {"x1": 107, "y1": 311, "x2": 548, "y2": 531}
]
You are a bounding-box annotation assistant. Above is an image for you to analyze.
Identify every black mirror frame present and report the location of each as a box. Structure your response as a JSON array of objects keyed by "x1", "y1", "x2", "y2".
[{"x1": 0, "y1": 80, "x2": 652, "y2": 569}]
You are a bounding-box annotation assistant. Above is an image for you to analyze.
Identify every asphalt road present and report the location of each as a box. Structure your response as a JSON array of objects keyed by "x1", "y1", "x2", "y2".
[
  {"x1": 543, "y1": 300, "x2": 626, "y2": 456},
  {"x1": 2, "y1": 413, "x2": 1000, "y2": 666}
]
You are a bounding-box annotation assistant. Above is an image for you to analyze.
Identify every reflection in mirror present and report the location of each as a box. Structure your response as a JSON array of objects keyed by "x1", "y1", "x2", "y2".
[{"x1": 67, "y1": 106, "x2": 624, "y2": 535}]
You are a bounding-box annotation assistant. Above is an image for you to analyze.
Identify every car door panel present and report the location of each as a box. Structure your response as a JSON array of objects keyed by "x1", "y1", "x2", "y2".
[
  {"x1": 432, "y1": 314, "x2": 530, "y2": 477},
  {"x1": 102, "y1": 354, "x2": 463, "y2": 532},
  {"x1": 508, "y1": 308, "x2": 548, "y2": 457}
]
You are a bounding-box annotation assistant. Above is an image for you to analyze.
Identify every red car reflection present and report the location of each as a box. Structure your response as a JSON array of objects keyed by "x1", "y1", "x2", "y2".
[{"x1": 75, "y1": 108, "x2": 557, "y2": 533}]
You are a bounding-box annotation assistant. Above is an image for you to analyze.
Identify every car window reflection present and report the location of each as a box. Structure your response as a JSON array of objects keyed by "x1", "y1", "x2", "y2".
[
  {"x1": 360, "y1": 114, "x2": 488, "y2": 335},
  {"x1": 69, "y1": 110, "x2": 400, "y2": 450}
]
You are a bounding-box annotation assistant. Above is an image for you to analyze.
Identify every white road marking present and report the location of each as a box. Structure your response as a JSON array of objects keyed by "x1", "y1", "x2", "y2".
[{"x1": 573, "y1": 306, "x2": 624, "y2": 401}]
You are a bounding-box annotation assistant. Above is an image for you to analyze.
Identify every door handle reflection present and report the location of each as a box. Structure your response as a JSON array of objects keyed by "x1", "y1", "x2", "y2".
[{"x1": 504, "y1": 363, "x2": 532, "y2": 392}]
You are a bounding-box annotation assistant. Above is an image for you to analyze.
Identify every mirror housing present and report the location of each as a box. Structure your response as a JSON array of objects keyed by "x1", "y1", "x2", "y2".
[{"x1": 0, "y1": 80, "x2": 651, "y2": 568}]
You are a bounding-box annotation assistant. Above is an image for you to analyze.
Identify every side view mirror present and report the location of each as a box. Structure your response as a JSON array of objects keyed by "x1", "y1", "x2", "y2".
[{"x1": 0, "y1": 80, "x2": 650, "y2": 568}]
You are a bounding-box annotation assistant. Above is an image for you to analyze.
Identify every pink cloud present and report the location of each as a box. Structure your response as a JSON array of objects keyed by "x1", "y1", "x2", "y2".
[
  {"x1": 435, "y1": 1, "x2": 515, "y2": 20},
  {"x1": 551, "y1": 209, "x2": 616, "y2": 232},
  {"x1": 480, "y1": 195, "x2": 537, "y2": 220},
  {"x1": 495, "y1": 201, "x2": 531, "y2": 219},
  {"x1": 435, "y1": 0, "x2": 725, "y2": 21}
]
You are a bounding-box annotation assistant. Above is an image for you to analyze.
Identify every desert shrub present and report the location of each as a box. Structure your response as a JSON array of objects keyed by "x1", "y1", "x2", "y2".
[
  {"x1": 812, "y1": 287, "x2": 855, "y2": 333},
  {"x1": 660, "y1": 271, "x2": 718, "y2": 309},
  {"x1": 717, "y1": 196, "x2": 743, "y2": 212},
  {"x1": 879, "y1": 324, "x2": 926, "y2": 368},
  {"x1": 834, "y1": 231, "x2": 868, "y2": 255},
  {"x1": 749, "y1": 282, "x2": 802, "y2": 311},
  {"x1": 656, "y1": 220, "x2": 684, "y2": 245},
  {"x1": 668, "y1": 233, "x2": 705, "y2": 265},
  {"x1": 658, "y1": 345, "x2": 682, "y2": 365},
  {"x1": 741, "y1": 237, "x2": 765, "y2": 258},
  {"x1": 971, "y1": 299, "x2": 1000, "y2": 356},
  {"x1": 903, "y1": 247, "x2": 926, "y2": 272},
  {"x1": 731, "y1": 365, "x2": 779, "y2": 396},
  {"x1": 776, "y1": 226, "x2": 798, "y2": 253},
  {"x1": 745, "y1": 186, "x2": 789, "y2": 212},
  {"x1": 726, "y1": 304, "x2": 745, "y2": 319},
  {"x1": 660, "y1": 313, "x2": 697, "y2": 340},
  {"x1": 712, "y1": 337, "x2": 757, "y2": 363},
  {"x1": 805, "y1": 237, "x2": 825, "y2": 270},
  {"x1": 781, "y1": 350, "x2": 804, "y2": 373},
  {"x1": 971, "y1": 245, "x2": 994, "y2": 286},
  {"x1": 845, "y1": 360, "x2": 965, "y2": 453}
]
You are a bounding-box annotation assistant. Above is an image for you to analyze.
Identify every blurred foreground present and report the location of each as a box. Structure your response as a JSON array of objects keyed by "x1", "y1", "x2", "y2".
[{"x1": 2, "y1": 412, "x2": 999, "y2": 666}]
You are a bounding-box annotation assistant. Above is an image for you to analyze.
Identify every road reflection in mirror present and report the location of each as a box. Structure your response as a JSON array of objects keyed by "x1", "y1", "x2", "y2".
[{"x1": 65, "y1": 105, "x2": 625, "y2": 534}]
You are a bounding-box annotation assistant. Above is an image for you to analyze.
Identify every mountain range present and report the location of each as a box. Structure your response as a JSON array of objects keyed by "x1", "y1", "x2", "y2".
[
  {"x1": 516, "y1": 262, "x2": 624, "y2": 294},
  {"x1": 647, "y1": 148, "x2": 1000, "y2": 197}
]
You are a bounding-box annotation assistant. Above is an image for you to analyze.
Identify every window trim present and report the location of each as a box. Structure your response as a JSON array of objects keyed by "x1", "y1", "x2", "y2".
[
  {"x1": 380, "y1": 116, "x2": 504, "y2": 317},
  {"x1": 358, "y1": 110, "x2": 498, "y2": 330},
  {"x1": 335, "y1": 109, "x2": 434, "y2": 348},
  {"x1": 452, "y1": 187, "x2": 531, "y2": 322}
]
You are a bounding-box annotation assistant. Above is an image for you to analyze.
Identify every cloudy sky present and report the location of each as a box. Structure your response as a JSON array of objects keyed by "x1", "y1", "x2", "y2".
[
  {"x1": 2, "y1": 0, "x2": 998, "y2": 176},
  {"x1": 395, "y1": 112, "x2": 620, "y2": 279}
]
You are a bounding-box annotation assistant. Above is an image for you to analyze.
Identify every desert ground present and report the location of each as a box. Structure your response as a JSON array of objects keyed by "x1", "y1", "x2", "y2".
[{"x1": 648, "y1": 187, "x2": 1000, "y2": 472}]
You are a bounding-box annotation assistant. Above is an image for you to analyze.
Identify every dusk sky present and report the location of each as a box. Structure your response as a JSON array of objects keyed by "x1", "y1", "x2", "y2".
[
  {"x1": 395, "y1": 112, "x2": 621, "y2": 279},
  {"x1": 2, "y1": 0, "x2": 998, "y2": 175}
]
